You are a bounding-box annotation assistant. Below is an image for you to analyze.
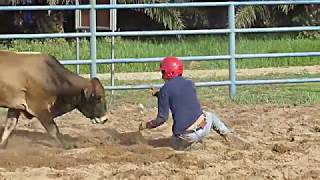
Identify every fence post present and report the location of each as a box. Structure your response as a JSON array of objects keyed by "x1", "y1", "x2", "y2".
[
  {"x1": 76, "y1": 32, "x2": 80, "y2": 74},
  {"x1": 110, "y1": 0, "x2": 117, "y2": 95},
  {"x1": 75, "y1": 0, "x2": 80, "y2": 74},
  {"x1": 228, "y1": 3, "x2": 237, "y2": 98},
  {"x1": 90, "y1": 0, "x2": 97, "y2": 78}
]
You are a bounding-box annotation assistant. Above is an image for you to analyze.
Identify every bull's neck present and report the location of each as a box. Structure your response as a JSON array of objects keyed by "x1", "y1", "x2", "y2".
[
  {"x1": 52, "y1": 93, "x2": 82, "y2": 118},
  {"x1": 60, "y1": 72, "x2": 92, "y2": 95},
  {"x1": 70, "y1": 74, "x2": 91, "y2": 89},
  {"x1": 52, "y1": 74, "x2": 89, "y2": 118}
]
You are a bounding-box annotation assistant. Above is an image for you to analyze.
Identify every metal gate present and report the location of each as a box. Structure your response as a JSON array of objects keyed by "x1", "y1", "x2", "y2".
[{"x1": 0, "y1": 1, "x2": 319, "y2": 98}]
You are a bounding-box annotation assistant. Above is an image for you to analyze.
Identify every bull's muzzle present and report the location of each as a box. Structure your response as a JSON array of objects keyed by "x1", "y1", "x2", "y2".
[{"x1": 90, "y1": 113, "x2": 108, "y2": 124}]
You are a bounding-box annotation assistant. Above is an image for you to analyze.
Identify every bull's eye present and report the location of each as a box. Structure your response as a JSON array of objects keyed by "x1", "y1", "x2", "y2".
[{"x1": 95, "y1": 96, "x2": 102, "y2": 102}]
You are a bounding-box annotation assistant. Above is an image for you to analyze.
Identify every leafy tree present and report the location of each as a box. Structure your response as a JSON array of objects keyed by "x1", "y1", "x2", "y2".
[
  {"x1": 293, "y1": 5, "x2": 320, "y2": 38},
  {"x1": 235, "y1": 4, "x2": 320, "y2": 38},
  {"x1": 118, "y1": 0, "x2": 185, "y2": 30},
  {"x1": 235, "y1": 4, "x2": 295, "y2": 28},
  {"x1": 10, "y1": 0, "x2": 185, "y2": 30}
]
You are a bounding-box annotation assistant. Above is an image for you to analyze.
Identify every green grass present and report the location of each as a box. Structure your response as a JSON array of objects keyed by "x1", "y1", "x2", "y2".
[
  {"x1": 0, "y1": 34, "x2": 319, "y2": 74},
  {"x1": 232, "y1": 84, "x2": 320, "y2": 105},
  {"x1": 0, "y1": 33, "x2": 318, "y2": 106},
  {"x1": 0, "y1": 30, "x2": 318, "y2": 110},
  {"x1": 106, "y1": 82, "x2": 320, "y2": 110},
  {"x1": 106, "y1": 72, "x2": 320, "y2": 107},
  {"x1": 108, "y1": 82, "x2": 320, "y2": 108}
]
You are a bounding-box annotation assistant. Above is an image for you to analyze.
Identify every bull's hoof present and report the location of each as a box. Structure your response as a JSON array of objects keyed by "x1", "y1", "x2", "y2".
[
  {"x1": 60, "y1": 141, "x2": 77, "y2": 150},
  {"x1": 55, "y1": 138, "x2": 74, "y2": 150},
  {"x1": 0, "y1": 142, "x2": 8, "y2": 149},
  {"x1": 63, "y1": 144, "x2": 73, "y2": 150}
]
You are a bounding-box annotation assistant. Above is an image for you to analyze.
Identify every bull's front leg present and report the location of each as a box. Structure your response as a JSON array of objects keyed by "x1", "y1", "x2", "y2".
[
  {"x1": 0, "y1": 108, "x2": 21, "y2": 149},
  {"x1": 37, "y1": 113, "x2": 72, "y2": 149}
]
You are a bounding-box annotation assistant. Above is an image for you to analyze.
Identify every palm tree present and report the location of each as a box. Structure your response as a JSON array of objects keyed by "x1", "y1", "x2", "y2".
[
  {"x1": 235, "y1": 4, "x2": 319, "y2": 37},
  {"x1": 117, "y1": 0, "x2": 185, "y2": 30},
  {"x1": 10, "y1": 0, "x2": 185, "y2": 32},
  {"x1": 235, "y1": 4, "x2": 296, "y2": 28}
]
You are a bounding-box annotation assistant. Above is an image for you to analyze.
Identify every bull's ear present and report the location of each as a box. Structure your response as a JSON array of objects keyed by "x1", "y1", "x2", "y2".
[
  {"x1": 91, "y1": 78, "x2": 104, "y2": 96},
  {"x1": 83, "y1": 87, "x2": 92, "y2": 99}
]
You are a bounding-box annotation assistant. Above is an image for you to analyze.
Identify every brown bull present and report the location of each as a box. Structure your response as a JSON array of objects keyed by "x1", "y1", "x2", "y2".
[{"x1": 0, "y1": 50, "x2": 108, "y2": 149}]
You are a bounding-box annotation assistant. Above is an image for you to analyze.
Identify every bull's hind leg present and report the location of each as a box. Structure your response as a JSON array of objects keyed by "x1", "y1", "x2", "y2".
[
  {"x1": 0, "y1": 108, "x2": 21, "y2": 149},
  {"x1": 37, "y1": 114, "x2": 71, "y2": 149}
]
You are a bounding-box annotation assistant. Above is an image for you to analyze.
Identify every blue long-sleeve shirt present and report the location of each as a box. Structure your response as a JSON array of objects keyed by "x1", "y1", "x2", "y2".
[{"x1": 150, "y1": 76, "x2": 203, "y2": 135}]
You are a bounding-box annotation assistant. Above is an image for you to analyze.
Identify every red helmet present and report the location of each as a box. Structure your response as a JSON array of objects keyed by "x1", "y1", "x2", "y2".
[{"x1": 160, "y1": 56, "x2": 183, "y2": 80}]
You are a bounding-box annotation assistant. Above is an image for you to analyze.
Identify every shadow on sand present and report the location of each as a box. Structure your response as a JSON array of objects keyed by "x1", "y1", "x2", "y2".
[
  {"x1": 0, "y1": 127, "x2": 79, "y2": 149},
  {"x1": 99, "y1": 128, "x2": 172, "y2": 148},
  {"x1": 0, "y1": 126, "x2": 172, "y2": 149}
]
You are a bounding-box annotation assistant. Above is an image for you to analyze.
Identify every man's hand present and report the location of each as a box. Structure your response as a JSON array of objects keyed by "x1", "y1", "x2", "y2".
[
  {"x1": 139, "y1": 119, "x2": 162, "y2": 131},
  {"x1": 150, "y1": 87, "x2": 159, "y2": 97}
]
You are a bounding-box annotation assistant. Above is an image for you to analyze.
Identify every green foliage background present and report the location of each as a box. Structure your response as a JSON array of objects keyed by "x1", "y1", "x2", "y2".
[{"x1": 1, "y1": 34, "x2": 319, "y2": 74}]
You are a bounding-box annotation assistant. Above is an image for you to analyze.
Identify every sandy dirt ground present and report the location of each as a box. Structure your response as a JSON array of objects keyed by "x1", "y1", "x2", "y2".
[
  {"x1": 0, "y1": 65, "x2": 320, "y2": 180},
  {"x1": 0, "y1": 101, "x2": 319, "y2": 180}
]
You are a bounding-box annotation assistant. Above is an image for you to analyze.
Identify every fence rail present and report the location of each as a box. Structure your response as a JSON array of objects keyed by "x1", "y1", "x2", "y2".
[
  {"x1": 1, "y1": 1, "x2": 320, "y2": 11},
  {"x1": 0, "y1": 1, "x2": 320, "y2": 98},
  {"x1": 2, "y1": 26, "x2": 320, "y2": 39}
]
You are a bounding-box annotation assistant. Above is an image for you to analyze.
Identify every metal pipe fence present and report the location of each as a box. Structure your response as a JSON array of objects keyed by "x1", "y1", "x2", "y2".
[{"x1": 0, "y1": 1, "x2": 319, "y2": 98}]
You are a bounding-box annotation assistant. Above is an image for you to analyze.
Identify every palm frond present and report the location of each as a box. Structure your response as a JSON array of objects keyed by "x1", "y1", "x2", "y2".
[
  {"x1": 277, "y1": 5, "x2": 295, "y2": 15},
  {"x1": 236, "y1": 5, "x2": 269, "y2": 28},
  {"x1": 236, "y1": 6, "x2": 257, "y2": 28},
  {"x1": 236, "y1": 5, "x2": 296, "y2": 28},
  {"x1": 118, "y1": 0, "x2": 185, "y2": 30},
  {"x1": 258, "y1": 5, "x2": 271, "y2": 26},
  {"x1": 180, "y1": 8, "x2": 209, "y2": 29},
  {"x1": 144, "y1": 7, "x2": 185, "y2": 30}
]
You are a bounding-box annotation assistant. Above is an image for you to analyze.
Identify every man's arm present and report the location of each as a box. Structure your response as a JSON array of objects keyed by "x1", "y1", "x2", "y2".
[
  {"x1": 139, "y1": 116, "x2": 168, "y2": 131},
  {"x1": 145, "y1": 116, "x2": 167, "y2": 129},
  {"x1": 140, "y1": 87, "x2": 169, "y2": 130}
]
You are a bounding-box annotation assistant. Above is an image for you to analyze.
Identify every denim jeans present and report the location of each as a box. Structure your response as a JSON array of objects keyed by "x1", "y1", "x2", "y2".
[{"x1": 171, "y1": 111, "x2": 230, "y2": 150}]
